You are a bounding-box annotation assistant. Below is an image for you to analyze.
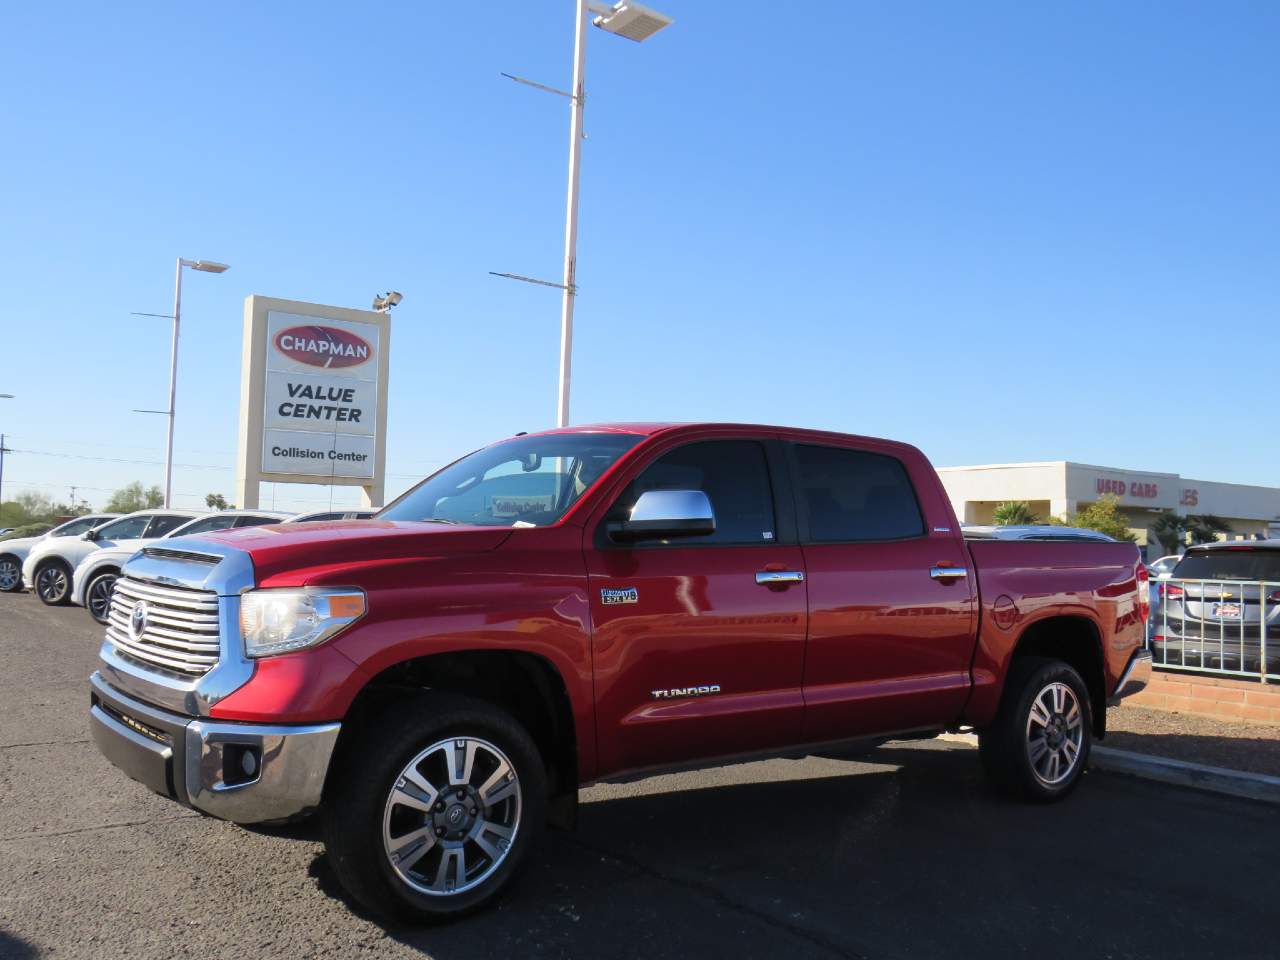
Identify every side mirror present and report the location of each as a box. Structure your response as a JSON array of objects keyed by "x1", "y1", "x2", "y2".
[
  {"x1": 609, "y1": 490, "x2": 715, "y2": 542},
  {"x1": 82, "y1": 529, "x2": 99, "y2": 542}
]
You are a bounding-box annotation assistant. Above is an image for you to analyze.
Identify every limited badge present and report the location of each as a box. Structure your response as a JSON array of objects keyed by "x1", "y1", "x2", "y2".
[{"x1": 600, "y1": 587, "x2": 639, "y2": 605}]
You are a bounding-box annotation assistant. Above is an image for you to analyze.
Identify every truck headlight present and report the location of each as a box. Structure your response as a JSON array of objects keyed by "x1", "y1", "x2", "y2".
[{"x1": 239, "y1": 587, "x2": 366, "y2": 658}]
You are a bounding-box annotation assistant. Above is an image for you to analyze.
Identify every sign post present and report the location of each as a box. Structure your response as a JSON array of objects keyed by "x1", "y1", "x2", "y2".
[{"x1": 235, "y1": 296, "x2": 390, "y2": 510}]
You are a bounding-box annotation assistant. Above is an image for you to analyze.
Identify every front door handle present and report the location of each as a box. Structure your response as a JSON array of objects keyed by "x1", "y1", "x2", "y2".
[
  {"x1": 930, "y1": 566, "x2": 968, "y2": 581},
  {"x1": 756, "y1": 570, "x2": 805, "y2": 586}
]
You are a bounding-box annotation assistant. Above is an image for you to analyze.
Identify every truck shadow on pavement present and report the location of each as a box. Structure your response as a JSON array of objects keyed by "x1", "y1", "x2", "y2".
[
  {"x1": 297, "y1": 744, "x2": 1278, "y2": 960},
  {"x1": 0, "y1": 929, "x2": 39, "y2": 960}
]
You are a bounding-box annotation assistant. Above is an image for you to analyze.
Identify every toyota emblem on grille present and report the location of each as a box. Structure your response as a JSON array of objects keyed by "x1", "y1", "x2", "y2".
[{"x1": 128, "y1": 600, "x2": 149, "y2": 641}]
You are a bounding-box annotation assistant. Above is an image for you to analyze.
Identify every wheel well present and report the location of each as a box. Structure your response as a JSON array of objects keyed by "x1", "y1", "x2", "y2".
[
  {"x1": 339, "y1": 650, "x2": 579, "y2": 821},
  {"x1": 1010, "y1": 616, "x2": 1107, "y2": 737},
  {"x1": 87, "y1": 566, "x2": 121, "y2": 581}
]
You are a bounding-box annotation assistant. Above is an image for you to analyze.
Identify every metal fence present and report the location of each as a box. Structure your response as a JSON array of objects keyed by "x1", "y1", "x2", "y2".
[{"x1": 1148, "y1": 577, "x2": 1279, "y2": 683}]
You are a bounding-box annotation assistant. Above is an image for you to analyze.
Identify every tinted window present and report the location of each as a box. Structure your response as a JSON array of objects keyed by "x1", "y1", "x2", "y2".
[
  {"x1": 145, "y1": 514, "x2": 192, "y2": 538},
  {"x1": 1172, "y1": 550, "x2": 1280, "y2": 582},
  {"x1": 234, "y1": 515, "x2": 282, "y2": 528},
  {"x1": 96, "y1": 516, "x2": 151, "y2": 540},
  {"x1": 793, "y1": 444, "x2": 924, "y2": 542},
  {"x1": 173, "y1": 515, "x2": 238, "y2": 536},
  {"x1": 613, "y1": 440, "x2": 776, "y2": 545}
]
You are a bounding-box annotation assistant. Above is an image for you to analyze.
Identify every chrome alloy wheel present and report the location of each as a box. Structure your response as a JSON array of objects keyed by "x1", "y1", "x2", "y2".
[
  {"x1": 0, "y1": 559, "x2": 19, "y2": 591},
  {"x1": 1025, "y1": 681, "x2": 1084, "y2": 787},
  {"x1": 36, "y1": 565, "x2": 68, "y2": 602},
  {"x1": 382, "y1": 737, "x2": 522, "y2": 897},
  {"x1": 87, "y1": 574, "x2": 117, "y2": 623}
]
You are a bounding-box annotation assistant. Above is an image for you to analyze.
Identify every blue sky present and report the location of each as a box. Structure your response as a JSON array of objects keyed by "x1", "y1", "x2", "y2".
[{"x1": 1, "y1": 1, "x2": 1277, "y2": 512}]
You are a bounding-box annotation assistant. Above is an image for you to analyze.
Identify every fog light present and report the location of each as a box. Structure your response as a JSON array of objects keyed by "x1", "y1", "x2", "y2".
[
  {"x1": 222, "y1": 744, "x2": 262, "y2": 786},
  {"x1": 241, "y1": 749, "x2": 258, "y2": 777}
]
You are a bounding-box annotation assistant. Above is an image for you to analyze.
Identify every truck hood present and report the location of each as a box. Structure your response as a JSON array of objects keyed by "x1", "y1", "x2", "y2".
[{"x1": 176, "y1": 519, "x2": 513, "y2": 585}]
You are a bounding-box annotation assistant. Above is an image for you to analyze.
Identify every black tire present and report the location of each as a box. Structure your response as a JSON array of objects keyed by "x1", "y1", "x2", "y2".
[
  {"x1": 34, "y1": 559, "x2": 73, "y2": 606},
  {"x1": 0, "y1": 554, "x2": 22, "y2": 593},
  {"x1": 323, "y1": 691, "x2": 547, "y2": 922},
  {"x1": 978, "y1": 657, "x2": 1092, "y2": 803},
  {"x1": 85, "y1": 570, "x2": 119, "y2": 624}
]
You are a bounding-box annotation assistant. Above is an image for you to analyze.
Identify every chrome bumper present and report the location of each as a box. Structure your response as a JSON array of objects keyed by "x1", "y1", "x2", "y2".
[
  {"x1": 90, "y1": 671, "x2": 340, "y2": 823},
  {"x1": 1107, "y1": 649, "x2": 1153, "y2": 706}
]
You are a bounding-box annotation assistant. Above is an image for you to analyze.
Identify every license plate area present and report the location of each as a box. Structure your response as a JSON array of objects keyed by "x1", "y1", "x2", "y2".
[{"x1": 1212, "y1": 602, "x2": 1242, "y2": 620}]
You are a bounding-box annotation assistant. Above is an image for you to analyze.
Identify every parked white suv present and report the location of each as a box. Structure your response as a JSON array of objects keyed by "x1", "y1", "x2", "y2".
[
  {"x1": 23, "y1": 510, "x2": 200, "y2": 605},
  {"x1": 0, "y1": 514, "x2": 121, "y2": 593},
  {"x1": 71, "y1": 509, "x2": 290, "y2": 622}
]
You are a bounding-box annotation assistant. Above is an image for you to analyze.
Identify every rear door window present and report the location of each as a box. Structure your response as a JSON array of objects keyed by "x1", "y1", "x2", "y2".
[
  {"x1": 792, "y1": 444, "x2": 924, "y2": 542},
  {"x1": 234, "y1": 515, "x2": 282, "y2": 528},
  {"x1": 145, "y1": 514, "x2": 193, "y2": 538}
]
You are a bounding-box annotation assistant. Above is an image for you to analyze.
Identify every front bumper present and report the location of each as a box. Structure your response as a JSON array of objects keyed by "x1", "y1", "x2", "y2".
[
  {"x1": 1107, "y1": 648, "x2": 1153, "y2": 706},
  {"x1": 90, "y1": 671, "x2": 340, "y2": 823}
]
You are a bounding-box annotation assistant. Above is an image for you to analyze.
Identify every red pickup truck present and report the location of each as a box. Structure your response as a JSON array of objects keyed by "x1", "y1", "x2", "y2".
[{"x1": 90, "y1": 423, "x2": 1152, "y2": 920}]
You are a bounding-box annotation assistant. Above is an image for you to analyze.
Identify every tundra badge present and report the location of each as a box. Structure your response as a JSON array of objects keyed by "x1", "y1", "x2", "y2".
[{"x1": 651, "y1": 684, "x2": 721, "y2": 700}]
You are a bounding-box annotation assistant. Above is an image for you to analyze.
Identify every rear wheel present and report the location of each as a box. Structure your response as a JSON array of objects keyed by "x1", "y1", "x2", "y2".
[
  {"x1": 0, "y1": 555, "x2": 21, "y2": 592},
  {"x1": 85, "y1": 571, "x2": 119, "y2": 624},
  {"x1": 323, "y1": 692, "x2": 547, "y2": 922},
  {"x1": 979, "y1": 657, "x2": 1092, "y2": 802},
  {"x1": 34, "y1": 559, "x2": 72, "y2": 606}
]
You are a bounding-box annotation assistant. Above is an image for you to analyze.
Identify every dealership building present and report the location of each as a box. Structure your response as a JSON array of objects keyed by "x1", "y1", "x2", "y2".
[{"x1": 937, "y1": 461, "x2": 1280, "y2": 557}]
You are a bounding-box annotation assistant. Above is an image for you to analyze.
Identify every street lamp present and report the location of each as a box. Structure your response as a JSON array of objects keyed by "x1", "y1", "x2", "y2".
[
  {"x1": 495, "y1": 1, "x2": 673, "y2": 428},
  {"x1": 133, "y1": 258, "x2": 229, "y2": 509},
  {"x1": 0, "y1": 394, "x2": 13, "y2": 512}
]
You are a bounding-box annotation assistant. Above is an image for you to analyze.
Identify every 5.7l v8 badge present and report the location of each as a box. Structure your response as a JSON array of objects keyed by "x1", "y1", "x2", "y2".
[{"x1": 600, "y1": 587, "x2": 639, "y2": 605}]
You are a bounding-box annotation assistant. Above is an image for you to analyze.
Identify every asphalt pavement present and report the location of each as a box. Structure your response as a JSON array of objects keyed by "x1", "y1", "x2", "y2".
[{"x1": 0, "y1": 591, "x2": 1275, "y2": 960}]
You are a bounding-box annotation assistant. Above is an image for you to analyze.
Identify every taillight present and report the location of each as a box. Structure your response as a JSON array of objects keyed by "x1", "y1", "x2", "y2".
[
  {"x1": 1163, "y1": 584, "x2": 1184, "y2": 599},
  {"x1": 1137, "y1": 565, "x2": 1150, "y2": 623},
  {"x1": 1269, "y1": 590, "x2": 1280, "y2": 604}
]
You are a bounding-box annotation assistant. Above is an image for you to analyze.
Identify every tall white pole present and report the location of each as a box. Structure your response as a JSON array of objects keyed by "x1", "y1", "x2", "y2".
[
  {"x1": 163, "y1": 258, "x2": 183, "y2": 509},
  {"x1": 556, "y1": 0, "x2": 589, "y2": 429}
]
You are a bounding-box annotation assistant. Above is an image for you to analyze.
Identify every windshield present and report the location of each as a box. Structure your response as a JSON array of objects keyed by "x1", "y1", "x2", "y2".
[
  {"x1": 1172, "y1": 549, "x2": 1280, "y2": 582},
  {"x1": 380, "y1": 433, "x2": 644, "y2": 528}
]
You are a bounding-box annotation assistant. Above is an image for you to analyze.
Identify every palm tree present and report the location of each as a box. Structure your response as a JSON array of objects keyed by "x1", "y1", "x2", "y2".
[
  {"x1": 993, "y1": 501, "x2": 1039, "y2": 526},
  {"x1": 1150, "y1": 511, "x2": 1185, "y2": 554},
  {"x1": 1186, "y1": 514, "x2": 1231, "y2": 545}
]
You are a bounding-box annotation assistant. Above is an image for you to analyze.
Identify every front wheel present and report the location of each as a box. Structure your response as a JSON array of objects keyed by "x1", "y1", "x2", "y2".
[
  {"x1": 34, "y1": 560, "x2": 72, "y2": 606},
  {"x1": 85, "y1": 571, "x2": 119, "y2": 624},
  {"x1": 979, "y1": 657, "x2": 1092, "y2": 802},
  {"x1": 0, "y1": 555, "x2": 22, "y2": 593},
  {"x1": 323, "y1": 692, "x2": 547, "y2": 922}
]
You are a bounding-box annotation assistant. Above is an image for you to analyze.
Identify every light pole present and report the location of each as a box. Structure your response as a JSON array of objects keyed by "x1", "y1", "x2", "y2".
[
  {"x1": 495, "y1": 2, "x2": 673, "y2": 427},
  {"x1": 0, "y1": 394, "x2": 13, "y2": 514},
  {"x1": 134, "y1": 259, "x2": 228, "y2": 508}
]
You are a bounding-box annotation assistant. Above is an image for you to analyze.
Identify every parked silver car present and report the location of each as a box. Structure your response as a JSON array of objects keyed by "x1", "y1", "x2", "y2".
[
  {"x1": 963, "y1": 524, "x2": 1115, "y2": 542},
  {"x1": 1150, "y1": 541, "x2": 1280, "y2": 675}
]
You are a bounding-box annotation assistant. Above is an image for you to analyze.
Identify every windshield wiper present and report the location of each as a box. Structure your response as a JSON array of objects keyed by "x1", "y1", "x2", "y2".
[{"x1": 418, "y1": 518, "x2": 459, "y2": 525}]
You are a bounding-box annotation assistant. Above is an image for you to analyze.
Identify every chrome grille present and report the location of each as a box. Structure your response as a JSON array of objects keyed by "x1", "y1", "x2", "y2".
[{"x1": 105, "y1": 576, "x2": 221, "y2": 676}]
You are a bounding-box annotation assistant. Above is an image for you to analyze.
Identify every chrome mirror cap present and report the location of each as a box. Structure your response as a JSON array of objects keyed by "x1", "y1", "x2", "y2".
[{"x1": 613, "y1": 489, "x2": 716, "y2": 541}]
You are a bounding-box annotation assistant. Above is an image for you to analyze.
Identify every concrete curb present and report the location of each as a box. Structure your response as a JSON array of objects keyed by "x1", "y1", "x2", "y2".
[{"x1": 935, "y1": 733, "x2": 1280, "y2": 806}]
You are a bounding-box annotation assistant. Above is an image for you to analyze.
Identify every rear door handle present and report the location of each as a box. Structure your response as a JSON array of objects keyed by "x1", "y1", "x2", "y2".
[
  {"x1": 756, "y1": 570, "x2": 805, "y2": 585},
  {"x1": 930, "y1": 566, "x2": 967, "y2": 581}
]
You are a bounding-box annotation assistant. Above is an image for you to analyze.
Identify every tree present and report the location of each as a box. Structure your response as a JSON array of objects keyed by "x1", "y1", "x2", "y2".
[
  {"x1": 992, "y1": 501, "x2": 1039, "y2": 525},
  {"x1": 1148, "y1": 511, "x2": 1232, "y2": 553},
  {"x1": 205, "y1": 493, "x2": 233, "y2": 510},
  {"x1": 1150, "y1": 511, "x2": 1186, "y2": 554},
  {"x1": 106, "y1": 482, "x2": 164, "y2": 513},
  {"x1": 1186, "y1": 514, "x2": 1231, "y2": 545},
  {"x1": 1052, "y1": 494, "x2": 1137, "y2": 542}
]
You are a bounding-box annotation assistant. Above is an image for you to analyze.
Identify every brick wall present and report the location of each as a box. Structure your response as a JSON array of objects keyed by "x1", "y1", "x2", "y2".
[{"x1": 1128, "y1": 669, "x2": 1280, "y2": 724}]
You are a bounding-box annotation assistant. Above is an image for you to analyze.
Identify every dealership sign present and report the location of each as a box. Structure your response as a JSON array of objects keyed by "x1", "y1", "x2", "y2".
[{"x1": 236, "y1": 297, "x2": 391, "y2": 509}]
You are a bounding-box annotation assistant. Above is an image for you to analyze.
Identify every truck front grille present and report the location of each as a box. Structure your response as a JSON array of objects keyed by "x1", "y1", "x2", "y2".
[{"x1": 105, "y1": 576, "x2": 221, "y2": 676}]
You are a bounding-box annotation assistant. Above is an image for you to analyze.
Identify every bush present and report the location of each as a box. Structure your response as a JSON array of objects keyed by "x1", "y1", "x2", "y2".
[{"x1": 0, "y1": 523, "x2": 53, "y2": 541}]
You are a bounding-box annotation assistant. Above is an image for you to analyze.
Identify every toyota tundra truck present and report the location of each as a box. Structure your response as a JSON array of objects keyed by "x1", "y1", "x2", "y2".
[{"x1": 89, "y1": 423, "x2": 1152, "y2": 920}]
